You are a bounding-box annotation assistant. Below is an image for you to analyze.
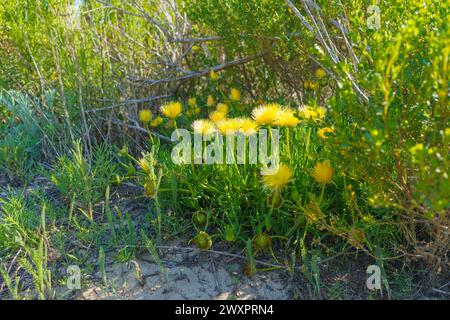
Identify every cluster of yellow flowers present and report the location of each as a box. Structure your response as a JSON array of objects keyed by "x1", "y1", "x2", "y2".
[
  {"x1": 261, "y1": 160, "x2": 334, "y2": 191},
  {"x1": 187, "y1": 102, "x2": 331, "y2": 141},
  {"x1": 139, "y1": 109, "x2": 163, "y2": 128},
  {"x1": 298, "y1": 105, "x2": 327, "y2": 121},
  {"x1": 251, "y1": 103, "x2": 328, "y2": 126},
  {"x1": 191, "y1": 117, "x2": 259, "y2": 136},
  {"x1": 304, "y1": 80, "x2": 319, "y2": 91},
  {"x1": 303, "y1": 68, "x2": 326, "y2": 91}
]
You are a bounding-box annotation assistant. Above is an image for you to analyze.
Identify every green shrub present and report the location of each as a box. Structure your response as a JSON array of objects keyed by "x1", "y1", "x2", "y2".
[
  {"x1": 49, "y1": 141, "x2": 118, "y2": 220},
  {"x1": 0, "y1": 91, "x2": 42, "y2": 182}
]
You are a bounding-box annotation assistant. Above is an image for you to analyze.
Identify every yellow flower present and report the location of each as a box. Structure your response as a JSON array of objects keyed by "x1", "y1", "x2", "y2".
[
  {"x1": 188, "y1": 97, "x2": 197, "y2": 108},
  {"x1": 238, "y1": 118, "x2": 259, "y2": 135},
  {"x1": 316, "y1": 67, "x2": 326, "y2": 80},
  {"x1": 139, "y1": 109, "x2": 152, "y2": 123},
  {"x1": 138, "y1": 157, "x2": 151, "y2": 174},
  {"x1": 303, "y1": 81, "x2": 310, "y2": 89},
  {"x1": 316, "y1": 106, "x2": 326, "y2": 119},
  {"x1": 191, "y1": 119, "x2": 216, "y2": 135},
  {"x1": 209, "y1": 110, "x2": 226, "y2": 123},
  {"x1": 298, "y1": 106, "x2": 317, "y2": 119},
  {"x1": 207, "y1": 95, "x2": 215, "y2": 107},
  {"x1": 312, "y1": 161, "x2": 334, "y2": 184},
  {"x1": 317, "y1": 127, "x2": 334, "y2": 139},
  {"x1": 160, "y1": 101, "x2": 182, "y2": 119},
  {"x1": 251, "y1": 103, "x2": 281, "y2": 125},
  {"x1": 261, "y1": 163, "x2": 293, "y2": 191},
  {"x1": 216, "y1": 118, "x2": 241, "y2": 135},
  {"x1": 409, "y1": 143, "x2": 424, "y2": 155},
  {"x1": 445, "y1": 128, "x2": 450, "y2": 137},
  {"x1": 150, "y1": 116, "x2": 163, "y2": 127},
  {"x1": 298, "y1": 106, "x2": 326, "y2": 121},
  {"x1": 274, "y1": 108, "x2": 300, "y2": 127},
  {"x1": 216, "y1": 103, "x2": 229, "y2": 114},
  {"x1": 370, "y1": 129, "x2": 379, "y2": 137},
  {"x1": 210, "y1": 69, "x2": 218, "y2": 81},
  {"x1": 230, "y1": 88, "x2": 241, "y2": 101},
  {"x1": 309, "y1": 80, "x2": 319, "y2": 91}
]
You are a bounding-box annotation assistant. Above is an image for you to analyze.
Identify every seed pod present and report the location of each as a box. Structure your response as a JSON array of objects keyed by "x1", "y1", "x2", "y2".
[
  {"x1": 192, "y1": 211, "x2": 207, "y2": 227},
  {"x1": 252, "y1": 233, "x2": 272, "y2": 252},
  {"x1": 195, "y1": 231, "x2": 212, "y2": 250}
]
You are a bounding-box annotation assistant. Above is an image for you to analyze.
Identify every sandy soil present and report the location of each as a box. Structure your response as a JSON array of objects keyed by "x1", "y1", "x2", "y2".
[{"x1": 78, "y1": 249, "x2": 296, "y2": 300}]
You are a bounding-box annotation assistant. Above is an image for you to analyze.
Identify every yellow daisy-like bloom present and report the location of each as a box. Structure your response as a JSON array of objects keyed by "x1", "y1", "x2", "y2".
[
  {"x1": 160, "y1": 101, "x2": 182, "y2": 119},
  {"x1": 216, "y1": 103, "x2": 229, "y2": 114},
  {"x1": 230, "y1": 88, "x2": 241, "y2": 101},
  {"x1": 261, "y1": 163, "x2": 293, "y2": 191},
  {"x1": 251, "y1": 103, "x2": 281, "y2": 125},
  {"x1": 312, "y1": 161, "x2": 334, "y2": 184},
  {"x1": 139, "y1": 109, "x2": 152, "y2": 123},
  {"x1": 207, "y1": 95, "x2": 215, "y2": 107},
  {"x1": 191, "y1": 119, "x2": 216, "y2": 135},
  {"x1": 188, "y1": 97, "x2": 197, "y2": 108},
  {"x1": 210, "y1": 69, "x2": 218, "y2": 81},
  {"x1": 274, "y1": 108, "x2": 300, "y2": 127},
  {"x1": 209, "y1": 110, "x2": 226, "y2": 123},
  {"x1": 317, "y1": 127, "x2": 334, "y2": 139},
  {"x1": 316, "y1": 68, "x2": 326, "y2": 80},
  {"x1": 216, "y1": 118, "x2": 241, "y2": 135},
  {"x1": 150, "y1": 116, "x2": 163, "y2": 127},
  {"x1": 238, "y1": 118, "x2": 259, "y2": 135}
]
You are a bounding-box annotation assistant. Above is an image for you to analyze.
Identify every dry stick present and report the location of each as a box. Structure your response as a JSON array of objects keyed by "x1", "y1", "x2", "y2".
[
  {"x1": 85, "y1": 95, "x2": 172, "y2": 113},
  {"x1": 128, "y1": 0, "x2": 171, "y2": 38},
  {"x1": 70, "y1": 30, "x2": 93, "y2": 158},
  {"x1": 136, "y1": 53, "x2": 268, "y2": 86},
  {"x1": 153, "y1": 245, "x2": 289, "y2": 270},
  {"x1": 51, "y1": 38, "x2": 75, "y2": 143},
  {"x1": 21, "y1": 30, "x2": 48, "y2": 110},
  {"x1": 168, "y1": 36, "x2": 223, "y2": 43},
  {"x1": 152, "y1": 245, "x2": 346, "y2": 270},
  {"x1": 335, "y1": 18, "x2": 360, "y2": 71},
  {"x1": 109, "y1": 118, "x2": 172, "y2": 143},
  {"x1": 285, "y1": 0, "x2": 369, "y2": 102}
]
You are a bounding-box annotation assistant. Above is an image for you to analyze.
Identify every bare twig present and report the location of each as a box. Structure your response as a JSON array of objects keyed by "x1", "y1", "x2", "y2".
[
  {"x1": 136, "y1": 52, "x2": 268, "y2": 86},
  {"x1": 109, "y1": 118, "x2": 172, "y2": 143},
  {"x1": 285, "y1": 0, "x2": 370, "y2": 102},
  {"x1": 85, "y1": 94, "x2": 172, "y2": 113},
  {"x1": 153, "y1": 245, "x2": 289, "y2": 270}
]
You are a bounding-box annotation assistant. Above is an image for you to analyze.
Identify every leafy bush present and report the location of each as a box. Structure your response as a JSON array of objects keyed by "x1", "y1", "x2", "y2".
[
  {"x1": 49, "y1": 141, "x2": 118, "y2": 220},
  {"x1": 0, "y1": 91, "x2": 43, "y2": 182}
]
